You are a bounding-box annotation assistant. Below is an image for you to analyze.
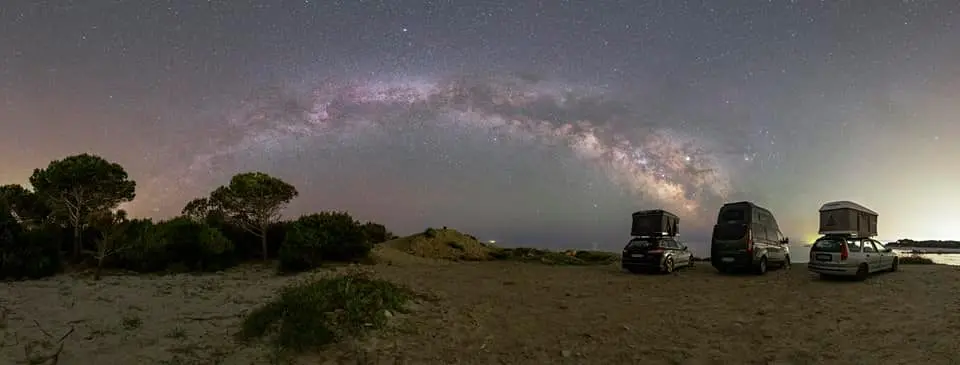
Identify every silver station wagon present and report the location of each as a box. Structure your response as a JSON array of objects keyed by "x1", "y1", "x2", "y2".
[{"x1": 807, "y1": 235, "x2": 900, "y2": 280}]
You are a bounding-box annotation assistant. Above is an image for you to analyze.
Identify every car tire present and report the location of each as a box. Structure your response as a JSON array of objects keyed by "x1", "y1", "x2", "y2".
[
  {"x1": 754, "y1": 256, "x2": 768, "y2": 275},
  {"x1": 663, "y1": 257, "x2": 675, "y2": 274},
  {"x1": 890, "y1": 258, "x2": 899, "y2": 272},
  {"x1": 781, "y1": 255, "x2": 791, "y2": 270},
  {"x1": 855, "y1": 264, "x2": 869, "y2": 281}
]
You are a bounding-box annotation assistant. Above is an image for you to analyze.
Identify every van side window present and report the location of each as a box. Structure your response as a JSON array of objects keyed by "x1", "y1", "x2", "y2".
[
  {"x1": 845, "y1": 239, "x2": 862, "y2": 252},
  {"x1": 862, "y1": 240, "x2": 877, "y2": 253},
  {"x1": 753, "y1": 223, "x2": 769, "y2": 241}
]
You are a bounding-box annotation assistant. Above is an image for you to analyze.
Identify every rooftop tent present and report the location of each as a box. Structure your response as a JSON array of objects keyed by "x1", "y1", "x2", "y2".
[
  {"x1": 631, "y1": 209, "x2": 679, "y2": 236},
  {"x1": 818, "y1": 200, "x2": 878, "y2": 237}
]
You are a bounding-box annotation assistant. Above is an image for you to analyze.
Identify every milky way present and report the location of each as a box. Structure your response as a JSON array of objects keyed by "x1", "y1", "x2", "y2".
[{"x1": 147, "y1": 74, "x2": 748, "y2": 225}]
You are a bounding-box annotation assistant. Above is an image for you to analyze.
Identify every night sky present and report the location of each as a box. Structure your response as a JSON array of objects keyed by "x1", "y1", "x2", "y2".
[{"x1": 2, "y1": 1, "x2": 958, "y2": 253}]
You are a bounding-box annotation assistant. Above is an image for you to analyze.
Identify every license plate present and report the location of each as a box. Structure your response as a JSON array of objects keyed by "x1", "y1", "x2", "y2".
[
  {"x1": 722, "y1": 257, "x2": 734, "y2": 263},
  {"x1": 815, "y1": 254, "x2": 832, "y2": 261},
  {"x1": 631, "y1": 254, "x2": 644, "y2": 258}
]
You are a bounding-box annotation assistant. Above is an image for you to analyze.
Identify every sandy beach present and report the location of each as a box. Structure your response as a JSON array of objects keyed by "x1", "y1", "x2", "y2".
[{"x1": 2, "y1": 257, "x2": 959, "y2": 364}]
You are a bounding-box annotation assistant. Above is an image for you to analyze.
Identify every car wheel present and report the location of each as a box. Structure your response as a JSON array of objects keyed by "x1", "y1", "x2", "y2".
[
  {"x1": 754, "y1": 256, "x2": 768, "y2": 275},
  {"x1": 890, "y1": 258, "x2": 899, "y2": 272},
  {"x1": 855, "y1": 264, "x2": 869, "y2": 280},
  {"x1": 663, "y1": 257, "x2": 675, "y2": 274},
  {"x1": 781, "y1": 255, "x2": 791, "y2": 270}
]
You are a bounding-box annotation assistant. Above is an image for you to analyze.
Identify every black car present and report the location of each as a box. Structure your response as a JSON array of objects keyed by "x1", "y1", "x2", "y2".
[{"x1": 621, "y1": 236, "x2": 695, "y2": 274}]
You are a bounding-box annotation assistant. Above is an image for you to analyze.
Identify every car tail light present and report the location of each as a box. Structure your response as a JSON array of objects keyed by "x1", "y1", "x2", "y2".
[
  {"x1": 840, "y1": 243, "x2": 849, "y2": 260},
  {"x1": 745, "y1": 228, "x2": 753, "y2": 253}
]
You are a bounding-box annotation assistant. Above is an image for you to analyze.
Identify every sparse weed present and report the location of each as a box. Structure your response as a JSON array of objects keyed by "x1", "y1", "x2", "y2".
[{"x1": 238, "y1": 272, "x2": 417, "y2": 358}]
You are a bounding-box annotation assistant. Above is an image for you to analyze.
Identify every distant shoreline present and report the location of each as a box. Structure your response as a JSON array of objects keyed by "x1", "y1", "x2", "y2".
[{"x1": 885, "y1": 240, "x2": 960, "y2": 251}]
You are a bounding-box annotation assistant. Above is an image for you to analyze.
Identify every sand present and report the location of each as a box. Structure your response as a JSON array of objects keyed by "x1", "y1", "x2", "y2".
[{"x1": 3, "y1": 253, "x2": 960, "y2": 364}]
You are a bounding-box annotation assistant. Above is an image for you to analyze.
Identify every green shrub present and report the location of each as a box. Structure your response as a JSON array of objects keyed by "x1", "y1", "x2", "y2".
[
  {"x1": 360, "y1": 222, "x2": 392, "y2": 244},
  {"x1": 116, "y1": 217, "x2": 235, "y2": 273},
  {"x1": 0, "y1": 208, "x2": 62, "y2": 280},
  {"x1": 238, "y1": 272, "x2": 415, "y2": 357},
  {"x1": 278, "y1": 212, "x2": 369, "y2": 273},
  {"x1": 278, "y1": 222, "x2": 326, "y2": 273}
]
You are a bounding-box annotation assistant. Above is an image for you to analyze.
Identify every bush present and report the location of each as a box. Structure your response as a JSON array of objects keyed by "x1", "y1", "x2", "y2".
[
  {"x1": 278, "y1": 212, "x2": 369, "y2": 273},
  {"x1": 238, "y1": 272, "x2": 415, "y2": 357},
  {"x1": 116, "y1": 217, "x2": 235, "y2": 273},
  {"x1": 0, "y1": 208, "x2": 62, "y2": 280},
  {"x1": 209, "y1": 218, "x2": 287, "y2": 261},
  {"x1": 360, "y1": 222, "x2": 393, "y2": 244}
]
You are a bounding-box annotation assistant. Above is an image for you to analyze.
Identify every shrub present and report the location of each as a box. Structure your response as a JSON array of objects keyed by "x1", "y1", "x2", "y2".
[
  {"x1": 278, "y1": 222, "x2": 326, "y2": 273},
  {"x1": 360, "y1": 222, "x2": 393, "y2": 244},
  {"x1": 113, "y1": 220, "x2": 169, "y2": 272},
  {"x1": 238, "y1": 272, "x2": 415, "y2": 357},
  {"x1": 278, "y1": 212, "x2": 369, "y2": 273},
  {"x1": 159, "y1": 217, "x2": 235, "y2": 271},
  {"x1": 209, "y1": 217, "x2": 287, "y2": 260},
  {"x1": 0, "y1": 207, "x2": 62, "y2": 280},
  {"x1": 115, "y1": 217, "x2": 235, "y2": 273}
]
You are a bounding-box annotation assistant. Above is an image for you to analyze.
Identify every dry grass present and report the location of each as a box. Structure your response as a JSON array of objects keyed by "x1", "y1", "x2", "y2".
[{"x1": 2, "y1": 251, "x2": 960, "y2": 364}]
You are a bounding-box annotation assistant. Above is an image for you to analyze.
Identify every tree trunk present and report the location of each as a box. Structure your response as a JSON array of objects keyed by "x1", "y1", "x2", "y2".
[
  {"x1": 260, "y1": 227, "x2": 269, "y2": 261},
  {"x1": 94, "y1": 256, "x2": 104, "y2": 280},
  {"x1": 72, "y1": 224, "x2": 82, "y2": 260}
]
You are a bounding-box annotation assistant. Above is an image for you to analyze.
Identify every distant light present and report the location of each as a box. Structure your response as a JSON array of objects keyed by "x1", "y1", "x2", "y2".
[
  {"x1": 684, "y1": 156, "x2": 691, "y2": 161},
  {"x1": 488, "y1": 240, "x2": 496, "y2": 244}
]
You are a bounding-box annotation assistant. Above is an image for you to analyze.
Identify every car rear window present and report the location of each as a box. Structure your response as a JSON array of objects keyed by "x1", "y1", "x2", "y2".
[
  {"x1": 627, "y1": 239, "x2": 658, "y2": 249},
  {"x1": 719, "y1": 208, "x2": 746, "y2": 223},
  {"x1": 812, "y1": 238, "x2": 844, "y2": 252},
  {"x1": 712, "y1": 224, "x2": 747, "y2": 240}
]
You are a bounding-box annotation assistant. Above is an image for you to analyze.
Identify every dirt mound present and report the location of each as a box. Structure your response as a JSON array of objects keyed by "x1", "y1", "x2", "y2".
[{"x1": 380, "y1": 228, "x2": 498, "y2": 261}]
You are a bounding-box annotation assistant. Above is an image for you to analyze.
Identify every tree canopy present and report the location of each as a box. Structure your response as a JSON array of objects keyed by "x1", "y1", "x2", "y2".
[
  {"x1": 208, "y1": 172, "x2": 297, "y2": 260},
  {"x1": 0, "y1": 184, "x2": 50, "y2": 225},
  {"x1": 29, "y1": 153, "x2": 136, "y2": 258}
]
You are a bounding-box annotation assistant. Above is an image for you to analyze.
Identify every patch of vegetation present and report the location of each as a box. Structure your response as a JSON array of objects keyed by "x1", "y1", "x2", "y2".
[
  {"x1": 278, "y1": 211, "x2": 371, "y2": 274},
  {"x1": 491, "y1": 247, "x2": 619, "y2": 266},
  {"x1": 900, "y1": 254, "x2": 935, "y2": 265},
  {"x1": 0, "y1": 153, "x2": 398, "y2": 280},
  {"x1": 382, "y1": 228, "x2": 499, "y2": 261},
  {"x1": 238, "y1": 272, "x2": 416, "y2": 358}
]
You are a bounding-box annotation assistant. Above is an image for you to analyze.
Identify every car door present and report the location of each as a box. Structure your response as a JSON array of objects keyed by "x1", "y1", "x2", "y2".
[
  {"x1": 672, "y1": 239, "x2": 691, "y2": 266},
  {"x1": 662, "y1": 238, "x2": 683, "y2": 265},
  {"x1": 871, "y1": 239, "x2": 890, "y2": 270},
  {"x1": 861, "y1": 240, "x2": 882, "y2": 272}
]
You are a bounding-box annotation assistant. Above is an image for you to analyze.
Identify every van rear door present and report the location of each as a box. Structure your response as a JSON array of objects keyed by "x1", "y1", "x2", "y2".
[{"x1": 712, "y1": 223, "x2": 751, "y2": 264}]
